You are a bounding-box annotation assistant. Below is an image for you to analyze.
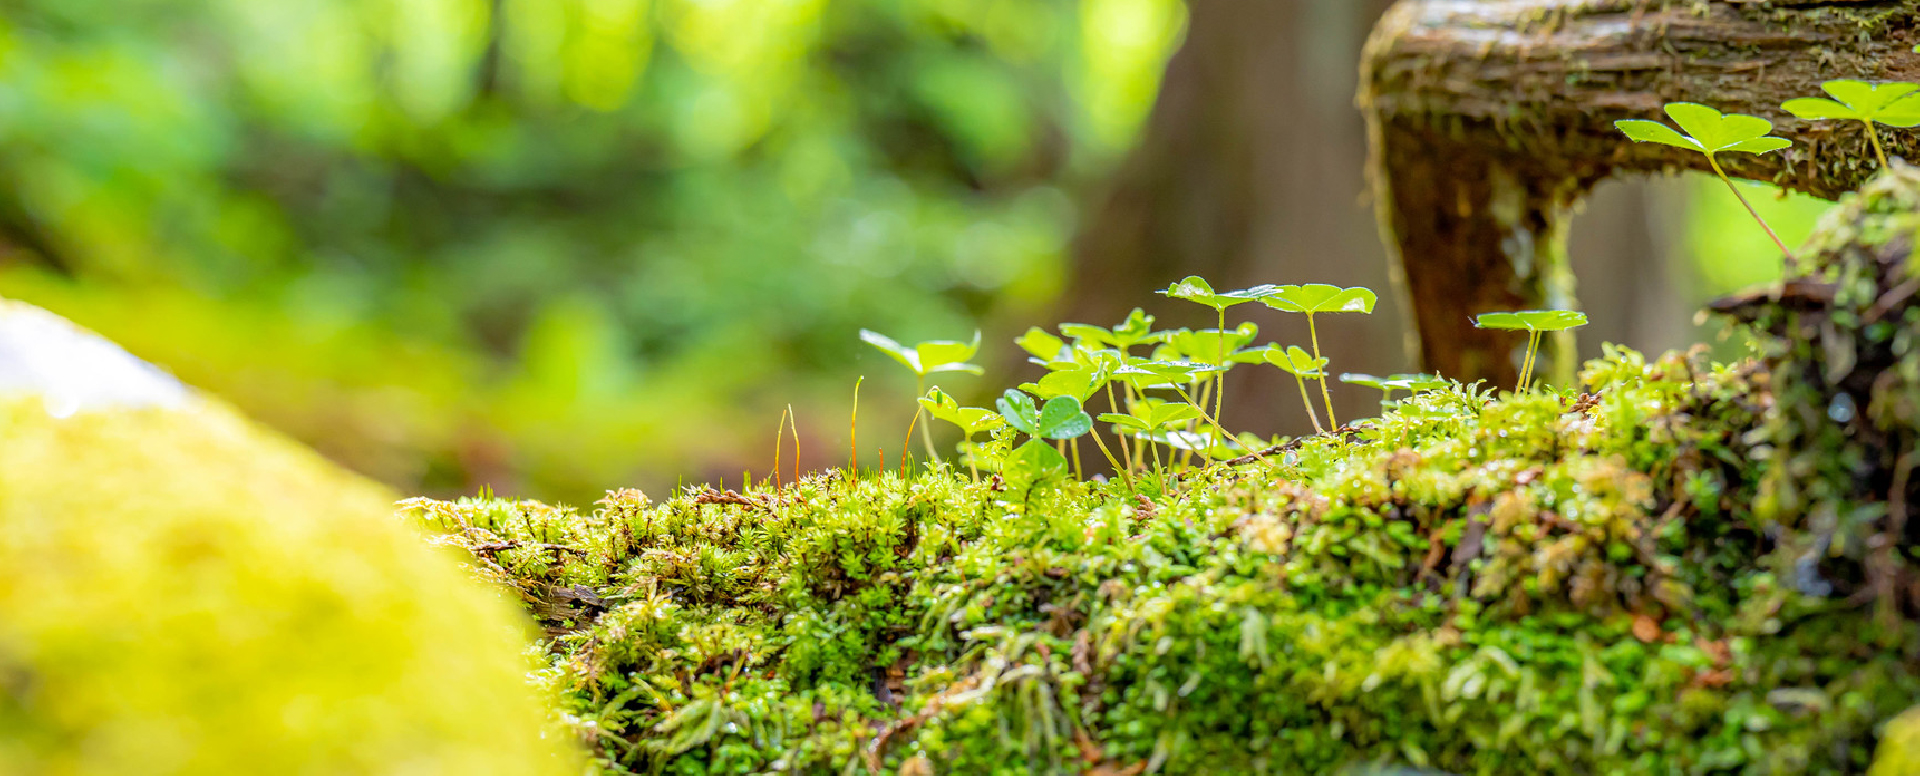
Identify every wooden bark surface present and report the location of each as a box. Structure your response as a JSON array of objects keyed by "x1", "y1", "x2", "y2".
[{"x1": 1362, "y1": 0, "x2": 1920, "y2": 384}]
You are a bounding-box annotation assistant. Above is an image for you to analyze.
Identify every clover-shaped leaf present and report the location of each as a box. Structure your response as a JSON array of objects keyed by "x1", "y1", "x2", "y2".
[
  {"x1": 1160, "y1": 324, "x2": 1260, "y2": 366},
  {"x1": 918, "y1": 388, "x2": 1003, "y2": 435},
  {"x1": 994, "y1": 390, "x2": 1092, "y2": 440},
  {"x1": 1057, "y1": 323, "x2": 1118, "y2": 349},
  {"x1": 860, "y1": 329, "x2": 984, "y2": 377},
  {"x1": 1019, "y1": 367, "x2": 1103, "y2": 403},
  {"x1": 1614, "y1": 103, "x2": 1790, "y2": 156},
  {"x1": 1109, "y1": 308, "x2": 1159, "y2": 348},
  {"x1": 1258, "y1": 284, "x2": 1378, "y2": 315},
  {"x1": 1387, "y1": 373, "x2": 1450, "y2": 392},
  {"x1": 1112, "y1": 360, "x2": 1224, "y2": 390},
  {"x1": 1472, "y1": 310, "x2": 1589, "y2": 333},
  {"x1": 1261, "y1": 345, "x2": 1328, "y2": 377},
  {"x1": 1016, "y1": 327, "x2": 1068, "y2": 362},
  {"x1": 1338, "y1": 373, "x2": 1390, "y2": 391},
  {"x1": 1783, "y1": 80, "x2": 1920, "y2": 127},
  {"x1": 1097, "y1": 399, "x2": 1202, "y2": 433},
  {"x1": 1159, "y1": 276, "x2": 1275, "y2": 312}
]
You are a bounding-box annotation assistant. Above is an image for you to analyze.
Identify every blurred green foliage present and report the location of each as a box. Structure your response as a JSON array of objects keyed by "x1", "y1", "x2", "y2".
[{"x1": 0, "y1": 0, "x2": 1186, "y2": 503}]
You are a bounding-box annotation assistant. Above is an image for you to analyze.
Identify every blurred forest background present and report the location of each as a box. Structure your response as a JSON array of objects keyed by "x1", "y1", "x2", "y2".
[{"x1": 0, "y1": 0, "x2": 1832, "y2": 505}]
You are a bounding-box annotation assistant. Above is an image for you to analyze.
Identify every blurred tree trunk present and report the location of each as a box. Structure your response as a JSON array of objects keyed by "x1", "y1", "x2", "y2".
[
  {"x1": 1067, "y1": 0, "x2": 1402, "y2": 436},
  {"x1": 1361, "y1": 0, "x2": 1920, "y2": 385}
]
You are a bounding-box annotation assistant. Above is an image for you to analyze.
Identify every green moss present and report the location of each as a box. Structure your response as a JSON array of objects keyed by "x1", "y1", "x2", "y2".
[
  {"x1": 408, "y1": 338, "x2": 1914, "y2": 774},
  {"x1": 0, "y1": 391, "x2": 581, "y2": 773}
]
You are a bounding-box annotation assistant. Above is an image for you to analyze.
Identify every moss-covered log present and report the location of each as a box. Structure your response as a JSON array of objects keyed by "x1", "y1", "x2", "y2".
[
  {"x1": 410, "y1": 169, "x2": 1919, "y2": 774},
  {"x1": 1361, "y1": 0, "x2": 1920, "y2": 385}
]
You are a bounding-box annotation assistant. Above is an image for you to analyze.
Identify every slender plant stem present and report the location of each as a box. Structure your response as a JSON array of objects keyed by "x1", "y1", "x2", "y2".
[
  {"x1": 1070, "y1": 437, "x2": 1084, "y2": 481},
  {"x1": 1307, "y1": 314, "x2": 1338, "y2": 427},
  {"x1": 915, "y1": 376, "x2": 939, "y2": 463},
  {"x1": 788, "y1": 403, "x2": 800, "y2": 485},
  {"x1": 774, "y1": 406, "x2": 788, "y2": 489},
  {"x1": 1085, "y1": 423, "x2": 1129, "y2": 490},
  {"x1": 1518, "y1": 331, "x2": 1540, "y2": 391},
  {"x1": 1104, "y1": 381, "x2": 1137, "y2": 475},
  {"x1": 1866, "y1": 121, "x2": 1891, "y2": 170},
  {"x1": 849, "y1": 376, "x2": 863, "y2": 475},
  {"x1": 1708, "y1": 155, "x2": 1796, "y2": 270},
  {"x1": 1293, "y1": 374, "x2": 1325, "y2": 433},
  {"x1": 1215, "y1": 308, "x2": 1228, "y2": 426}
]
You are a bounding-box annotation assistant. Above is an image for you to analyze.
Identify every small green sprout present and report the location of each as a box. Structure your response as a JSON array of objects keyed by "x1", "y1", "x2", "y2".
[
  {"x1": 1472, "y1": 310, "x2": 1588, "y2": 392},
  {"x1": 1782, "y1": 79, "x2": 1920, "y2": 169},
  {"x1": 1260, "y1": 344, "x2": 1330, "y2": 433},
  {"x1": 995, "y1": 389, "x2": 1097, "y2": 491},
  {"x1": 1259, "y1": 284, "x2": 1376, "y2": 428},
  {"x1": 860, "y1": 328, "x2": 983, "y2": 463},
  {"x1": 1160, "y1": 277, "x2": 1271, "y2": 427},
  {"x1": 993, "y1": 389, "x2": 1093, "y2": 442},
  {"x1": 1614, "y1": 103, "x2": 1795, "y2": 264},
  {"x1": 918, "y1": 388, "x2": 1004, "y2": 481}
]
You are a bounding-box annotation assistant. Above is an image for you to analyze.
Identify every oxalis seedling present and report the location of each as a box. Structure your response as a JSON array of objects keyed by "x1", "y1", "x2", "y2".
[
  {"x1": 1259, "y1": 284, "x2": 1376, "y2": 428},
  {"x1": 993, "y1": 389, "x2": 1093, "y2": 493},
  {"x1": 1161, "y1": 277, "x2": 1270, "y2": 428},
  {"x1": 1782, "y1": 79, "x2": 1920, "y2": 170},
  {"x1": 859, "y1": 329, "x2": 983, "y2": 463},
  {"x1": 1614, "y1": 103, "x2": 1796, "y2": 267},
  {"x1": 1473, "y1": 310, "x2": 1588, "y2": 392},
  {"x1": 917, "y1": 388, "x2": 1003, "y2": 482}
]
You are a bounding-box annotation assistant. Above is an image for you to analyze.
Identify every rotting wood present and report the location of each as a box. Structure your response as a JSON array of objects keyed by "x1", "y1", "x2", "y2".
[{"x1": 1361, "y1": 0, "x2": 1920, "y2": 384}]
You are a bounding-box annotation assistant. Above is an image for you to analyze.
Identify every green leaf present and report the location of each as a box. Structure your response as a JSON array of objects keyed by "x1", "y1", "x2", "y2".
[
  {"x1": 1109, "y1": 309, "x2": 1158, "y2": 348},
  {"x1": 1386, "y1": 373, "x2": 1450, "y2": 392},
  {"x1": 1614, "y1": 120, "x2": 1702, "y2": 151},
  {"x1": 1339, "y1": 373, "x2": 1389, "y2": 391},
  {"x1": 1034, "y1": 396, "x2": 1093, "y2": 440},
  {"x1": 860, "y1": 329, "x2": 982, "y2": 377},
  {"x1": 1617, "y1": 103, "x2": 1788, "y2": 157},
  {"x1": 1057, "y1": 323, "x2": 1119, "y2": 349},
  {"x1": 1161, "y1": 324, "x2": 1260, "y2": 365},
  {"x1": 1098, "y1": 412, "x2": 1151, "y2": 431},
  {"x1": 1159, "y1": 276, "x2": 1274, "y2": 312},
  {"x1": 1791, "y1": 80, "x2": 1920, "y2": 128},
  {"x1": 1004, "y1": 439, "x2": 1070, "y2": 486},
  {"x1": 859, "y1": 329, "x2": 920, "y2": 373},
  {"x1": 1112, "y1": 360, "x2": 1224, "y2": 390},
  {"x1": 915, "y1": 330, "x2": 984, "y2": 375},
  {"x1": 918, "y1": 388, "x2": 1003, "y2": 435},
  {"x1": 1261, "y1": 345, "x2": 1327, "y2": 377},
  {"x1": 1472, "y1": 310, "x2": 1589, "y2": 333},
  {"x1": 1020, "y1": 367, "x2": 1102, "y2": 402},
  {"x1": 1258, "y1": 284, "x2": 1378, "y2": 315},
  {"x1": 1015, "y1": 327, "x2": 1068, "y2": 361},
  {"x1": 995, "y1": 389, "x2": 1040, "y2": 436},
  {"x1": 1779, "y1": 98, "x2": 1863, "y2": 122}
]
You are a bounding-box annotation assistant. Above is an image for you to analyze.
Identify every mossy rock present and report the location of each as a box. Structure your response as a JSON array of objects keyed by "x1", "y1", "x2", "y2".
[
  {"x1": 0, "y1": 301, "x2": 580, "y2": 773},
  {"x1": 410, "y1": 171, "x2": 1920, "y2": 774}
]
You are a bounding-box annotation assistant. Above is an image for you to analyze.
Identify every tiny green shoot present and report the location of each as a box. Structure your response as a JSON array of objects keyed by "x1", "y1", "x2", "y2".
[
  {"x1": 1259, "y1": 284, "x2": 1376, "y2": 428},
  {"x1": 1472, "y1": 310, "x2": 1589, "y2": 391},
  {"x1": 1782, "y1": 80, "x2": 1920, "y2": 170},
  {"x1": 860, "y1": 329, "x2": 983, "y2": 463},
  {"x1": 919, "y1": 388, "x2": 1004, "y2": 481},
  {"x1": 1614, "y1": 103, "x2": 1795, "y2": 265}
]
